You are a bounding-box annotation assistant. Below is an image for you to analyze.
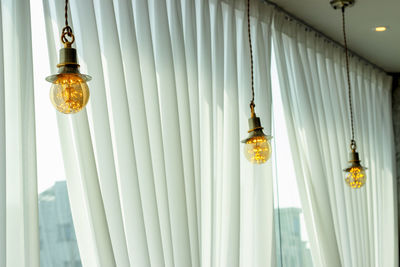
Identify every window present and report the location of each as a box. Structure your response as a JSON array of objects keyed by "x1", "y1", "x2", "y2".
[
  {"x1": 271, "y1": 50, "x2": 314, "y2": 267},
  {"x1": 38, "y1": 182, "x2": 81, "y2": 266},
  {"x1": 58, "y1": 223, "x2": 76, "y2": 242},
  {"x1": 64, "y1": 260, "x2": 82, "y2": 267}
]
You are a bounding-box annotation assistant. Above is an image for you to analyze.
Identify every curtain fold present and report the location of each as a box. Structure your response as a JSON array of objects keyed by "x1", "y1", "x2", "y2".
[
  {"x1": 0, "y1": 0, "x2": 39, "y2": 266},
  {"x1": 272, "y1": 10, "x2": 398, "y2": 267},
  {"x1": 43, "y1": 0, "x2": 275, "y2": 266},
  {"x1": 0, "y1": 3, "x2": 4, "y2": 265}
]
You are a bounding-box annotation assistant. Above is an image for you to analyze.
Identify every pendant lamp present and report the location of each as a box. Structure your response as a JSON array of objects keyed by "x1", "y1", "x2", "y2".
[
  {"x1": 46, "y1": 0, "x2": 91, "y2": 114},
  {"x1": 331, "y1": 0, "x2": 367, "y2": 188},
  {"x1": 241, "y1": 0, "x2": 272, "y2": 164}
]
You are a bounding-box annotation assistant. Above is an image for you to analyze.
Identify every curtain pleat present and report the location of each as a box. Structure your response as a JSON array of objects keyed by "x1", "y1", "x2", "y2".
[
  {"x1": 114, "y1": 1, "x2": 161, "y2": 266},
  {"x1": 0, "y1": 2, "x2": 5, "y2": 265},
  {"x1": 43, "y1": 0, "x2": 274, "y2": 266},
  {"x1": 0, "y1": 0, "x2": 39, "y2": 266},
  {"x1": 273, "y1": 10, "x2": 397, "y2": 267}
]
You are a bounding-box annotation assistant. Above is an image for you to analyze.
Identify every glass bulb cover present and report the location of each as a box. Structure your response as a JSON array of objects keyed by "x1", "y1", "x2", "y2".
[
  {"x1": 49, "y1": 74, "x2": 90, "y2": 114},
  {"x1": 344, "y1": 166, "x2": 366, "y2": 189},
  {"x1": 243, "y1": 136, "x2": 272, "y2": 164}
]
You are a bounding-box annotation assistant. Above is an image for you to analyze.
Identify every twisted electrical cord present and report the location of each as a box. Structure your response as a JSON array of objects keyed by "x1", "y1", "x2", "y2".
[
  {"x1": 247, "y1": 0, "x2": 255, "y2": 112},
  {"x1": 65, "y1": 0, "x2": 69, "y2": 28},
  {"x1": 61, "y1": 0, "x2": 74, "y2": 45},
  {"x1": 342, "y1": 7, "x2": 355, "y2": 146}
]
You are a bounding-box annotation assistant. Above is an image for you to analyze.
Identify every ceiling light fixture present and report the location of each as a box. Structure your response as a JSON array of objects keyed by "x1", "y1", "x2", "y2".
[
  {"x1": 241, "y1": 0, "x2": 272, "y2": 164},
  {"x1": 331, "y1": 0, "x2": 367, "y2": 189},
  {"x1": 374, "y1": 26, "x2": 387, "y2": 32},
  {"x1": 46, "y1": 0, "x2": 91, "y2": 114}
]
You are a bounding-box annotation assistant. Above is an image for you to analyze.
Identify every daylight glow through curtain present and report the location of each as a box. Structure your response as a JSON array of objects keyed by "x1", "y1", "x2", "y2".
[
  {"x1": 43, "y1": 0, "x2": 275, "y2": 266},
  {"x1": 273, "y1": 10, "x2": 398, "y2": 267},
  {"x1": 0, "y1": 0, "x2": 39, "y2": 266}
]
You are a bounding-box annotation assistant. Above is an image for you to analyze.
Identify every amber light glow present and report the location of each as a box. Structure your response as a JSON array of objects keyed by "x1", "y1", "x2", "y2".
[
  {"x1": 50, "y1": 74, "x2": 89, "y2": 114},
  {"x1": 345, "y1": 167, "x2": 366, "y2": 189},
  {"x1": 374, "y1": 26, "x2": 387, "y2": 32},
  {"x1": 244, "y1": 136, "x2": 272, "y2": 164}
]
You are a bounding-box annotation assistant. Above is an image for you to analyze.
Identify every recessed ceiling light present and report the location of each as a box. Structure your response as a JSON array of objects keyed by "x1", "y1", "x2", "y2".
[{"x1": 374, "y1": 26, "x2": 388, "y2": 32}]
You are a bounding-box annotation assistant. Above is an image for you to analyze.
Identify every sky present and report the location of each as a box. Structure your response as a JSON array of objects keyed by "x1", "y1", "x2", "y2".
[
  {"x1": 271, "y1": 49, "x2": 310, "y2": 243},
  {"x1": 271, "y1": 50, "x2": 302, "y2": 209}
]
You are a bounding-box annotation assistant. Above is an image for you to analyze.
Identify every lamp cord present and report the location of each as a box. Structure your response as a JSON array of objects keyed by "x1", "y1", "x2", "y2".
[
  {"x1": 342, "y1": 7, "x2": 355, "y2": 146},
  {"x1": 61, "y1": 0, "x2": 74, "y2": 46},
  {"x1": 65, "y1": 0, "x2": 69, "y2": 28},
  {"x1": 247, "y1": 0, "x2": 255, "y2": 114}
]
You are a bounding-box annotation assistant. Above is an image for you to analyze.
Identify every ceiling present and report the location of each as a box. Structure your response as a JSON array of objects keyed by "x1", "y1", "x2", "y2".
[{"x1": 269, "y1": 0, "x2": 400, "y2": 73}]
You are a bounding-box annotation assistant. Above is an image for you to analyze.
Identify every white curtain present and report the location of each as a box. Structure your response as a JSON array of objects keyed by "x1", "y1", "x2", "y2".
[
  {"x1": 273, "y1": 10, "x2": 398, "y2": 267},
  {"x1": 0, "y1": 0, "x2": 39, "y2": 267},
  {"x1": 43, "y1": 0, "x2": 275, "y2": 266}
]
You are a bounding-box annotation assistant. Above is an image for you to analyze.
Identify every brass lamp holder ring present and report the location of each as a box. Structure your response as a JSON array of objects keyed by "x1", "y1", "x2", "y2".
[
  {"x1": 350, "y1": 139, "x2": 357, "y2": 151},
  {"x1": 56, "y1": 62, "x2": 80, "y2": 68},
  {"x1": 330, "y1": 0, "x2": 354, "y2": 9},
  {"x1": 61, "y1": 26, "x2": 75, "y2": 48},
  {"x1": 248, "y1": 126, "x2": 264, "y2": 133}
]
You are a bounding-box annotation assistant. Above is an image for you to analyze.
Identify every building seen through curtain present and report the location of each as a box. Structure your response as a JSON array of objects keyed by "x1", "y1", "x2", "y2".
[{"x1": 39, "y1": 182, "x2": 81, "y2": 267}]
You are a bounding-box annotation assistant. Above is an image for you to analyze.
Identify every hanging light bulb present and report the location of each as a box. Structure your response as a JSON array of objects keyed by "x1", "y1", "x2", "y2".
[
  {"x1": 241, "y1": 0, "x2": 272, "y2": 164},
  {"x1": 344, "y1": 141, "x2": 367, "y2": 188},
  {"x1": 331, "y1": 0, "x2": 367, "y2": 188},
  {"x1": 46, "y1": 0, "x2": 91, "y2": 114},
  {"x1": 242, "y1": 105, "x2": 272, "y2": 164}
]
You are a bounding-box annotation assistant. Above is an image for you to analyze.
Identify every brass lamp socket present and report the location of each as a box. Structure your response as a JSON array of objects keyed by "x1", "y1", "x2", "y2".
[
  {"x1": 349, "y1": 150, "x2": 360, "y2": 162},
  {"x1": 343, "y1": 149, "x2": 367, "y2": 172},
  {"x1": 330, "y1": 0, "x2": 354, "y2": 9},
  {"x1": 46, "y1": 47, "x2": 91, "y2": 83},
  {"x1": 241, "y1": 115, "x2": 272, "y2": 143},
  {"x1": 58, "y1": 47, "x2": 78, "y2": 67}
]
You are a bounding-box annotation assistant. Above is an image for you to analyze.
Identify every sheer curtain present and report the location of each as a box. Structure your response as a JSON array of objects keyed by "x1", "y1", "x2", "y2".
[
  {"x1": 42, "y1": 0, "x2": 275, "y2": 266},
  {"x1": 0, "y1": 0, "x2": 39, "y2": 267},
  {"x1": 273, "y1": 10, "x2": 398, "y2": 267}
]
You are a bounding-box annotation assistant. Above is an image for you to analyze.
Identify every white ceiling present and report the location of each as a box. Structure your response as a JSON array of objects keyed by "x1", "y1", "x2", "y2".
[{"x1": 269, "y1": 0, "x2": 400, "y2": 72}]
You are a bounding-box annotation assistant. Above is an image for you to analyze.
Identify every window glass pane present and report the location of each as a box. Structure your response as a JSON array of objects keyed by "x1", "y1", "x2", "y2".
[
  {"x1": 271, "y1": 49, "x2": 314, "y2": 267},
  {"x1": 30, "y1": 1, "x2": 82, "y2": 266},
  {"x1": 39, "y1": 182, "x2": 81, "y2": 266}
]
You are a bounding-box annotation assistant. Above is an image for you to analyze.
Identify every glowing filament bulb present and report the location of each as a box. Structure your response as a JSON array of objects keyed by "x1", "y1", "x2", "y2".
[
  {"x1": 244, "y1": 136, "x2": 271, "y2": 164},
  {"x1": 345, "y1": 167, "x2": 366, "y2": 189},
  {"x1": 50, "y1": 74, "x2": 89, "y2": 114}
]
